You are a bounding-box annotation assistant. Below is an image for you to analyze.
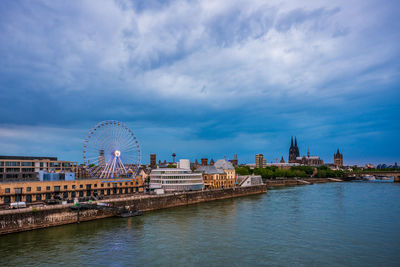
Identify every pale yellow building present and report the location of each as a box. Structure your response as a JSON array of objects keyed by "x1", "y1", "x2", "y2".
[{"x1": 0, "y1": 177, "x2": 144, "y2": 205}]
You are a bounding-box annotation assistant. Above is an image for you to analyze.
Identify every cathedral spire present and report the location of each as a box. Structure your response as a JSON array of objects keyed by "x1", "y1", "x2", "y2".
[
  {"x1": 295, "y1": 137, "x2": 297, "y2": 147},
  {"x1": 291, "y1": 136, "x2": 293, "y2": 147}
]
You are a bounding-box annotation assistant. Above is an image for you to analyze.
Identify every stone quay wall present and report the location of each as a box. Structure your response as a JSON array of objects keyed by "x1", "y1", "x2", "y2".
[
  {"x1": 0, "y1": 185, "x2": 267, "y2": 235},
  {"x1": 264, "y1": 178, "x2": 343, "y2": 187}
]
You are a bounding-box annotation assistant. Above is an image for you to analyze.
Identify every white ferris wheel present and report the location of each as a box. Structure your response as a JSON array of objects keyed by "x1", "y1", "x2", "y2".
[{"x1": 83, "y1": 120, "x2": 141, "y2": 179}]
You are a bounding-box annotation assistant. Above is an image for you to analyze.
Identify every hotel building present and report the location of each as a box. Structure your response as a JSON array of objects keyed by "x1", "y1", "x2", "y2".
[
  {"x1": 0, "y1": 177, "x2": 144, "y2": 205},
  {"x1": 0, "y1": 156, "x2": 77, "y2": 182},
  {"x1": 149, "y1": 160, "x2": 203, "y2": 192}
]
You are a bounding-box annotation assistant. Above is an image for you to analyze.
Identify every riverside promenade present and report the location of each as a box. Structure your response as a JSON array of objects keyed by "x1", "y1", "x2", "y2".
[{"x1": 0, "y1": 185, "x2": 267, "y2": 235}]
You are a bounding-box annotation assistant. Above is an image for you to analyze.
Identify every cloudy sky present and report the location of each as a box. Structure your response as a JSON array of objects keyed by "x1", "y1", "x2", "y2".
[{"x1": 0, "y1": 0, "x2": 399, "y2": 165}]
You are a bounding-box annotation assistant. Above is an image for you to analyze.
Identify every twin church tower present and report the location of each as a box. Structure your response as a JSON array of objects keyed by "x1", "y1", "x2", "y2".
[
  {"x1": 288, "y1": 136, "x2": 343, "y2": 167},
  {"x1": 288, "y1": 136, "x2": 300, "y2": 163}
]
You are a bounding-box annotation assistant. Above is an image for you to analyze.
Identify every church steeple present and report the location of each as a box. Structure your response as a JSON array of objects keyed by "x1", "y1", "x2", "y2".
[
  {"x1": 295, "y1": 137, "x2": 297, "y2": 147},
  {"x1": 291, "y1": 136, "x2": 293, "y2": 147}
]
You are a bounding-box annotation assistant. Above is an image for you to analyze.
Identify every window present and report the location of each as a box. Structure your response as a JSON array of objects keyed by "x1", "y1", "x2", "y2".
[
  {"x1": 6, "y1": 168, "x2": 20, "y2": 172},
  {"x1": 63, "y1": 192, "x2": 68, "y2": 199},
  {"x1": 36, "y1": 194, "x2": 42, "y2": 201},
  {"x1": 21, "y1": 162, "x2": 34, "y2": 166},
  {"x1": 26, "y1": 195, "x2": 32, "y2": 203},
  {"x1": 4, "y1": 196, "x2": 11, "y2": 203},
  {"x1": 79, "y1": 191, "x2": 83, "y2": 197},
  {"x1": 50, "y1": 162, "x2": 60, "y2": 167},
  {"x1": 71, "y1": 191, "x2": 76, "y2": 198},
  {"x1": 101, "y1": 183, "x2": 104, "y2": 187},
  {"x1": 72, "y1": 185, "x2": 76, "y2": 189},
  {"x1": 0, "y1": 162, "x2": 3, "y2": 166},
  {"x1": 27, "y1": 187, "x2": 31, "y2": 192},
  {"x1": 54, "y1": 186, "x2": 60, "y2": 192},
  {"x1": 6, "y1": 161, "x2": 19, "y2": 166},
  {"x1": 80, "y1": 185, "x2": 83, "y2": 188},
  {"x1": 119, "y1": 183, "x2": 122, "y2": 186},
  {"x1": 46, "y1": 193, "x2": 51, "y2": 200},
  {"x1": 131, "y1": 182, "x2": 133, "y2": 185},
  {"x1": 14, "y1": 188, "x2": 22, "y2": 194},
  {"x1": 37, "y1": 187, "x2": 41, "y2": 191},
  {"x1": 5, "y1": 188, "x2": 10, "y2": 193},
  {"x1": 64, "y1": 185, "x2": 68, "y2": 189},
  {"x1": 46, "y1": 186, "x2": 50, "y2": 190},
  {"x1": 100, "y1": 189, "x2": 104, "y2": 195},
  {"x1": 125, "y1": 182, "x2": 128, "y2": 185},
  {"x1": 94, "y1": 184, "x2": 97, "y2": 188}
]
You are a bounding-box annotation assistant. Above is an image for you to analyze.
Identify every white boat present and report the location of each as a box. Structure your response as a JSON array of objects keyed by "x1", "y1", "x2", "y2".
[{"x1": 362, "y1": 175, "x2": 376, "y2": 181}]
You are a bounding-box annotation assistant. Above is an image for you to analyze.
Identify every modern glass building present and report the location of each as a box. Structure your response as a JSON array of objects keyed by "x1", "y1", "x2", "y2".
[{"x1": 149, "y1": 166, "x2": 203, "y2": 192}]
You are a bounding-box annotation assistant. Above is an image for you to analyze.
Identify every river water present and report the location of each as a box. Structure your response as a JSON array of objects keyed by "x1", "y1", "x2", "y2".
[{"x1": 1, "y1": 181, "x2": 400, "y2": 266}]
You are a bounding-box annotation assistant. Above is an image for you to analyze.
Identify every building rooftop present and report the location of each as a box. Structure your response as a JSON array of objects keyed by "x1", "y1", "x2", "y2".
[
  {"x1": 214, "y1": 159, "x2": 235, "y2": 170},
  {"x1": 196, "y1": 165, "x2": 225, "y2": 174},
  {"x1": 0, "y1": 155, "x2": 58, "y2": 161}
]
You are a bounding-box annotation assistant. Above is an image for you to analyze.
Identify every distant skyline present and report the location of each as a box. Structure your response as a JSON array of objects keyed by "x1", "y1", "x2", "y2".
[{"x1": 0, "y1": 0, "x2": 399, "y2": 166}]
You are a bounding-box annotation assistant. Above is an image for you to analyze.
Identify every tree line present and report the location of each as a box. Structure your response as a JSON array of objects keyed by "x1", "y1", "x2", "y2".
[{"x1": 235, "y1": 165, "x2": 345, "y2": 179}]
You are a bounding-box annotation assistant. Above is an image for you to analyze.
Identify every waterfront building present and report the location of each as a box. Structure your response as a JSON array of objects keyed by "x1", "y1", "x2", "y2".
[
  {"x1": 150, "y1": 154, "x2": 157, "y2": 169},
  {"x1": 0, "y1": 156, "x2": 77, "y2": 182},
  {"x1": 197, "y1": 165, "x2": 228, "y2": 189},
  {"x1": 255, "y1": 154, "x2": 266, "y2": 168},
  {"x1": 149, "y1": 160, "x2": 203, "y2": 192},
  {"x1": 214, "y1": 159, "x2": 236, "y2": 185},
  {"x1": 197, "y1": 160, "x2": 235, "y2": 189},
  {"x1": 39, "y1": 171, "x2": 75, "y2": 181},
  {"x1": 334, "y1": 149, "x2": 343, "y2": 167},
  {"x1": 0, "y1": 177, "x2": 144, "y2": 205},
  {"x1": 288, "y1": 137, "x2": 300, "y2": 163},
  {"x1": 236, "y1": 175, "x2": 263, "y2": 187}
]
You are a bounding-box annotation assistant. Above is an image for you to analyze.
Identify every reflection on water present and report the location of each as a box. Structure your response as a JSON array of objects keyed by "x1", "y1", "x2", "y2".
[{"x1": 1, "y1": 182, "x2": 400, "y2": 266}]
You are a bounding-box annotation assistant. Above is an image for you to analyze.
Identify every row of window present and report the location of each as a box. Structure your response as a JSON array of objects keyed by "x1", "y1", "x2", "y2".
[
  {"x1": 0, "y1": 162, "x2": 75, "y2": 167},
  {"x1": 2, "y1": 187, "x2": 139, "y2": 203},
  {"x1": 150, "y1": 175, "x2": 202, "y2": 179},
  {"x1": 2, "y1": 181, "x2": 140, "y2": 194},
  {"x1": 1, "y1": 168, "x2": 36, "y2": 173}
]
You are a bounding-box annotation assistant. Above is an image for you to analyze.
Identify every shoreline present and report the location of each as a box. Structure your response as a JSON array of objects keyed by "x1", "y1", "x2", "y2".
[
  {"x1": 264, "y1": 177, "x2": 343, "y2": 188},
  {"x1": 0, "y1": 178, "x2": 345, "y2": 235},
  {"x1": 0, "y1": 185, "x2": 267, "y2": 235}
]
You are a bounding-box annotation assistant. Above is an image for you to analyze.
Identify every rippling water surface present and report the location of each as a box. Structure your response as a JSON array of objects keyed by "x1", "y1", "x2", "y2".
[{"x1": 1, "y1": 182, "x2": 400, "y2": 266}]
